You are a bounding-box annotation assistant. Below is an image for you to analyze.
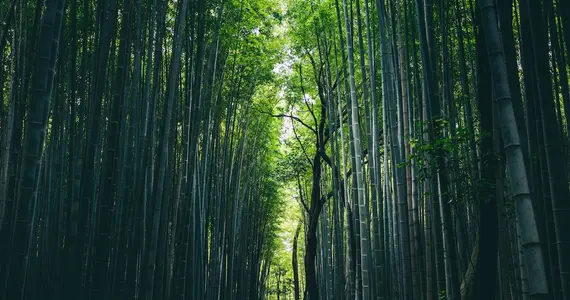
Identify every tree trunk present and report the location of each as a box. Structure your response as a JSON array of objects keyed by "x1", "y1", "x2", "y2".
[
  {"x1": 477, "y1": 0, "x2": 549, "y2": 298},
  {"x1": 3, "y1": 0, "x2": 66, "y2": 297}
]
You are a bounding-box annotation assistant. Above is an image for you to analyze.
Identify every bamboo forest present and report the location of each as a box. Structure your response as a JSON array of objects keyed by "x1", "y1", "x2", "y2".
[{"x1": 2, "y1": 0, "x2": 570, "y2": 299}]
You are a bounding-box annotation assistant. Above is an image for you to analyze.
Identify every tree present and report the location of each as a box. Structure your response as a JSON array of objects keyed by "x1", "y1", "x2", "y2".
[{"x1": 477, "y1": 0, "x2": 549, "y2": 298}]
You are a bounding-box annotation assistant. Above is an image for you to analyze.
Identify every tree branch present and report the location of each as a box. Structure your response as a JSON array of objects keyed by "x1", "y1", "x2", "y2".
[
  {"x1": 297, "y1": 175, "x2": 310, "y2": 213},
  {"x1": 255, "y1": 107, "x2": 318, "y2": 135},
  {"x1": 298, "y1": 64, "x2": 319, "y2": 130},
  {"x1": 292, "y1": 121, "x2": 314, "y2": 168}
]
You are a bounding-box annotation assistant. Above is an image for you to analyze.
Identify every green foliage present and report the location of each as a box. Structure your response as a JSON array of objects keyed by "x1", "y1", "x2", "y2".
[
  {"x1": 406, "y1": 118, "x2": 472, "y2": 168},
  {"x1": 405, "y1": 118, "x2": 479, "y2": 205}
]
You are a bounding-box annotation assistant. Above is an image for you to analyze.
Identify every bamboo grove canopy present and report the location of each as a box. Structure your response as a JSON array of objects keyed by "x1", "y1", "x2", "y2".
[{"x1": 0, "y1": 0, "x2": 569, "y2": 299}]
